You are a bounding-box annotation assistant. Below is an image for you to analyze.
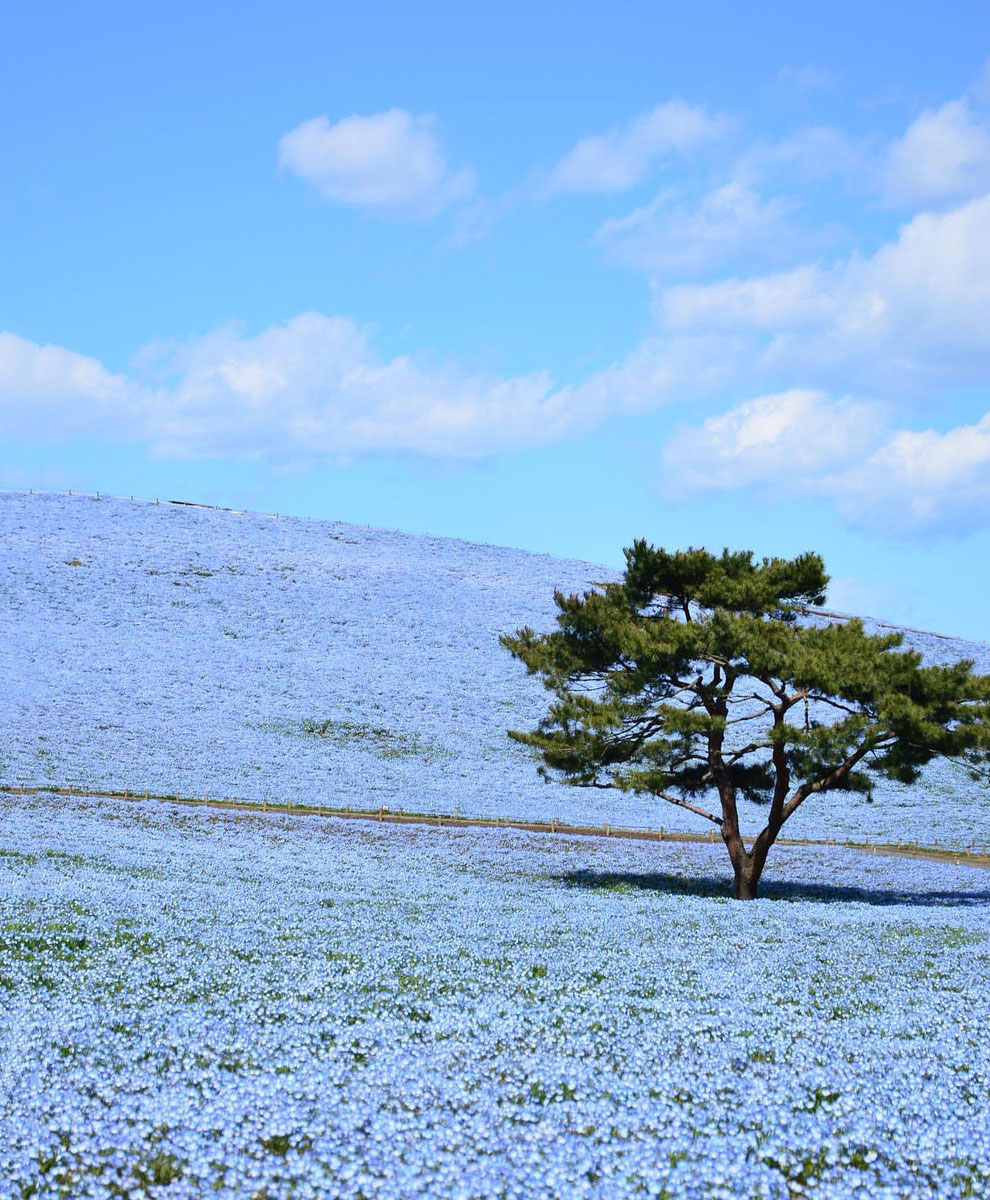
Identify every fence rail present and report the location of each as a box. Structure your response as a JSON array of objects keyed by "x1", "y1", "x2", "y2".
[{"x1": 2, "y1": 782, "x2": 988, "y2": 869}]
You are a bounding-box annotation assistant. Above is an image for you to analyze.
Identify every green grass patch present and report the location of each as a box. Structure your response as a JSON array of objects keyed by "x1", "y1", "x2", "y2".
[{"x1": 263, "y1": 716, "x2": 449, "y2": 761}]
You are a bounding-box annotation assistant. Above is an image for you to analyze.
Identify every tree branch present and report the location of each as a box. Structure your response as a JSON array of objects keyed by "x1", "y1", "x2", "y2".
[
  {"x1": 654, "y1": 790, "x2": 724, "y2": 826},
  {"x1": 733, "y1": 689, "x2": 781, "y2": 707},
  {"x1": 809, "y1": 693, "x2": 870, "y2": 718},
  {"x1": 725, "y1": 740, "x2": 774, "y2": 764},
  {"x1": 780, "y1": 734, "x2": 895, "y2": 823},
  {"x1": 724, "y1": 706, "x2": 775, "y2": 726},
  {"x1": 757, "y1": 673, "x2": 787, "y2": 701}
]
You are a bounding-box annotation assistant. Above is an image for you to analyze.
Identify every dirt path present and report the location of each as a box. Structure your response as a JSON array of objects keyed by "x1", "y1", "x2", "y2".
[{"x1": 4, "y1": 783, "x2": 988, "y2": 870}]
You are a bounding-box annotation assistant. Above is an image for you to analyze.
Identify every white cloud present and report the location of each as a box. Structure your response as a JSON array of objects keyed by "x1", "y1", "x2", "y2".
[
  {"x1": 660, "y1": 390, "x2": 886, "y2": 490},
  {"x1": 559, "y1": 332, "x2": 742, "y2": 419},
  {"x1": 589, "y1": 121, "x2": 865, "y2": 278},
  {"x1": 1, "y1": 314, "x2": 657, "y2": 462},
  {"x1": 153, "y1": 314, "x2": 565, "y2": 458},
  {"x1": 595, "y1": 178, "x2": 794, "y2": 274},
  {"x1": 837, "y1": 414, "x2": 990, "y2": 535},
  {"x1": 542, "y1": 101, "x2": 728, "y2": 195},
  {"x1": 586, "y1": 90, "x2": 990, "y2": 278},
  {"x1": 740, "y1": 125, "x2": 864, "y2": 187},
  {"x1": 656, "y1": 193, "x2": 990, "y2": 392},
  {"x1": 659, "y1": 389, "x2": 990, "y2": 538},
  {"x1": 640, "y1": 184, "x2": 990, "y2": 538},
  {"x1": 1, "y1": 310, "x2": 756, "y2": 466},
  {"x1": 883, "y1": 98, "x2": 990, "y2": 206},
  {"x1": 277, "y1": 110, "x2": 474, "y2": 219},
  {"x1": 660, "y1": 264, "x2": 834, "y2": 331},
  {"x1": 0, "y1": 332, "x2": 142, "y2": 438}
]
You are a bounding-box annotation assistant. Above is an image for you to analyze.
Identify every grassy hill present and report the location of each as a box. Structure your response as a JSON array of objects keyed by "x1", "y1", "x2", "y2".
[{"x1": 2, "y1": 490, "x2": 988, "y2": 848}]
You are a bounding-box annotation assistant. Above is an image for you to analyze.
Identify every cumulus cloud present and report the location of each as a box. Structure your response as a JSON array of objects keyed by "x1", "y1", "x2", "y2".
[
  {"x1": 656, "y1": 193, "x2": 990, "y2": 392},
  {"x1": 659, "y1": 389, "x2": 990, "y2": 538},
  {"x1": 0, "y1": 332, "x2": 143, "y2": 438},
  {"x1": 542, "y1": 100, "x2": 728, "y2": 195},
  {"x1": 642, "y1": 186, "x2": 990, "y2": 538},
  {"x1": 152, "y1": 314, "x2": 565, "y2": 458},
  {"x1": 277, "y1": 109, "x2": 475, "y2": 219},
  {"x1": 837, "y1": 415, "x2": 990, "y2": 535},
  {"x1": 660, "y1": 390, "x2": 887, "y2": 489},
  {"x1": 882, "y1": 98, "x2": 990, "y2": 206},
  {"x1": 1, "y1": 314, "x2": 683, "y2": 462}
]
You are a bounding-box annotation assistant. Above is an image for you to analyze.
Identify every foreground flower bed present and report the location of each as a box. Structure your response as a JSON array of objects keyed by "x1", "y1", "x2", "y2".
[{"x1": 1, "y1": 792, "x2": 988, "y2": 1199}]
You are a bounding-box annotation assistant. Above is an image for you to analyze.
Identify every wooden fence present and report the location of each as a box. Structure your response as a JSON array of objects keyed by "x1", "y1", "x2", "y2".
[{"x1": 2, "y1": 782, "x2": 988, "y2": 869}]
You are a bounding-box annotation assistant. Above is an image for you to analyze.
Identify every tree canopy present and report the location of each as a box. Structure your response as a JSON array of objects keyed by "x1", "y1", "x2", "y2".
[{"x1": 501, "y1": 541, "x2": 990, "y2": 899}]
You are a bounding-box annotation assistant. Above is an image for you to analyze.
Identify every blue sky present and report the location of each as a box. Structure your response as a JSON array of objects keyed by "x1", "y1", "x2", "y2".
[{"x1": 2, "y1": 1, "x2": 990, "y2": 638}]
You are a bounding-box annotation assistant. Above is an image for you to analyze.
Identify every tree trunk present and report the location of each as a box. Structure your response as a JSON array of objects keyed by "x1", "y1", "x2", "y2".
[{"x1": 732, "y1": 853, "x2": 763, "y2": 901}]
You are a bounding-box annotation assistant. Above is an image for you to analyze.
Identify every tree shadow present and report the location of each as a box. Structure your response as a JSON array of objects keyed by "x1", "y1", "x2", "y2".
[{"x1": 554, "y1": 869, "x2": 990, "y2": 907}]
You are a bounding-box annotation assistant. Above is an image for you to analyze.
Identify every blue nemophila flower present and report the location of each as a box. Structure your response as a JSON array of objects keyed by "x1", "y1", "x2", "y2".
[
  {"x1": 1, "y1": 491, "x2": 987, "y2": 849},
  {"x1": 0, "y1": 792, "x2": 988, "y2": 1197}
]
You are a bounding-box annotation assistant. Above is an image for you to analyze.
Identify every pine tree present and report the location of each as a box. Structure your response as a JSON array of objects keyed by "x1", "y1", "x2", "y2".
[{"x1": 501, "y1": 541, "x2": 990, "y2": 899}]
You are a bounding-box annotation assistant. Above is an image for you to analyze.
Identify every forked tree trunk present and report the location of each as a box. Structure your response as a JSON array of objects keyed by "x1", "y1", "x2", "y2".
[{"x1": 717, "y1": 770, "x2": 774, "y2": 900}]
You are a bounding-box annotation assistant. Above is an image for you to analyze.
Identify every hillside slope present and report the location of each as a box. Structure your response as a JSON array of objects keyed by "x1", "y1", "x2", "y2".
[{"x1": 2, "y1": 491, "x2": 988, "y2": 847}]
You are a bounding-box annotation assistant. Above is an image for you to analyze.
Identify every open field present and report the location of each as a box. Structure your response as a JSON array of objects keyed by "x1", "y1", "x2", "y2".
[
  {"x1": 2, "y1": 790, "x2": 989, "y2": 1199},
  {"x1": 2, "y1": 491, "x2": 990, "y2": 1198},
  {"x1": 2, "y1": 491, "x2": 988, "y2": 850}
]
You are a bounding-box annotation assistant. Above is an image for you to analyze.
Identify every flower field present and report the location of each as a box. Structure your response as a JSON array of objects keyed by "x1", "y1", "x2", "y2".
[
  {"x1": 2, "y1": 491, "x2": 988, "y2": 849},
  {"x1": 1, "y1": 790, "x2": 988, "y2": 1199},
  {"x1": 2, "y1": 490, "x2": 990, "y2": 1198}
]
